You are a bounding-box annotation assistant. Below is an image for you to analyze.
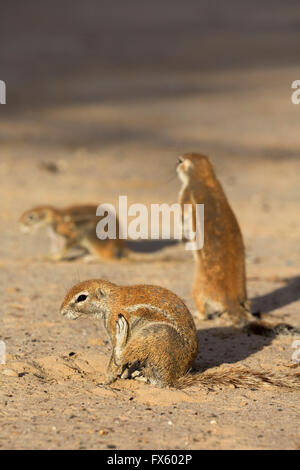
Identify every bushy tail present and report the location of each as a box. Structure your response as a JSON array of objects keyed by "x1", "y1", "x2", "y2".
[{"x1": 176, "y1": 364, "x2": 300, "y2": 390}]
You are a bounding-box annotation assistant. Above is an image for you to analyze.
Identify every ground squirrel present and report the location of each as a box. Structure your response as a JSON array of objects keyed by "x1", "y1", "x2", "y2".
[
  {"x1": 177, "y1": 153, "x2": 300, "y2": 336},
  {"x1": 60, "y1": 279, "x2": 300, "y2": 390},
  {"x1": 19, "y1": 204, "x2": 125, "y2": 261},
  {"x1": 177, "y1": 152, "x2": 251, "y2": 326},
  {"x1": 60, "y1": 279, "x2": 198, "y2": 387},
  {"x1": 19, "y1": 204, "x2": 178, "y2": 264}
]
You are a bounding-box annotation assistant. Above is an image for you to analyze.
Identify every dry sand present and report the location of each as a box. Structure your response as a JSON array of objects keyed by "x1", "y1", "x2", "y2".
[{"x1": 1, "y1": 1, "x2": 300, "y2": 450}]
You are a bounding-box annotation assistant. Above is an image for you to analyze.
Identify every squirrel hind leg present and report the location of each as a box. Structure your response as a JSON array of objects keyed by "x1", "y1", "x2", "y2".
[
  {"x1": 122, "y1": 325, "x2": 183, "y2": 388},
  {"x1": 194, "y1": 293, "x2": 252, "y2": 327},
  {"x1": 224, "y1": 307, "x2": 253, "y2": 328},
  {"x1": 193, "y1": 292, "x2": 226, "y2": 321},
  {"x1": 142, "y1": 362, "x2": 172, "y2": 388},
  {"x1": 126, "y1": 362, "x2": 171, "y2": 387},
  {"x1": 192, "y1": 293, "x2": 209, "y2": 320},
  {"x1": 131, "y1": 370, "x2": 148, "y2": 383}
]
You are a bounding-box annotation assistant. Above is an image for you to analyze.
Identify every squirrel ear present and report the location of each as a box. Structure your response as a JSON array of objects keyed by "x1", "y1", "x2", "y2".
[{"x1": 96, "y1": 287, "x2": 106, "y2": 299}]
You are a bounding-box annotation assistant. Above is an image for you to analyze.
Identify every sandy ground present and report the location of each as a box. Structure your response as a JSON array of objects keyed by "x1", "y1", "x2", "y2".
[{"x1": 1, "y1": 1, "x2": 300, "y2": 450}]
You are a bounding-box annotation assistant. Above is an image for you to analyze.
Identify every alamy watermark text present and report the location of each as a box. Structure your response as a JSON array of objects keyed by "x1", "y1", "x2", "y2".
[{"x1": 96, "y1": 196, "x2": 204, "y2": 250}]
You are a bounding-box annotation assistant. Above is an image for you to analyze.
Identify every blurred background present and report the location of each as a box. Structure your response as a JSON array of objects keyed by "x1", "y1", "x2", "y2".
[
  {"x1": 1, "y1": 1, "x2": 300, "y2": 104},
  {"x1": 0, "y1": 0, "x2": 300, "y2": 265},
  {"x1": 1, "y1": 3, "x2": 300, "y2": 450}
]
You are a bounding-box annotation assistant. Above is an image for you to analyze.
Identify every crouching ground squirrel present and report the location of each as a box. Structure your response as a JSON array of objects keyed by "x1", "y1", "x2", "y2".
[
  {"x1": 177, "y1": 152, "x2": 251, "y2": 326},
  {"x1": 60, "y1": 279, "x2": 300, "y2": 390},
  {"x1": 60, "y1": 279, "x2": 198, "y2": 387},
  {"x1": 19, "y1": 204, "x2": 125, "y2": 261}
]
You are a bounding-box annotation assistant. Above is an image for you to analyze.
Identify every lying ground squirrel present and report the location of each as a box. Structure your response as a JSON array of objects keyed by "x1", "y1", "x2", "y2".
[
  {"x1": 177, "y1": 152, "x2": 300, "y2": 336},
  {"x1": 177, "y1": 152, "x2": 251, "y2": 326},
  {"x1": 60, "y1": 279, "x2": 300, "y2": 390},
  {"x1": 19, "y1": 204, "x2": 125, "y2": 261}
]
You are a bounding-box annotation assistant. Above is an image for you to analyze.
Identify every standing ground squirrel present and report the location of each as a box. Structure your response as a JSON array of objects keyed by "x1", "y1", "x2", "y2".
[
  {"x1": 60, "y1": 279, "x2": 300, "y2": 390},
  {"x1": 19, "y1": 204, "x2": 125, "y2": 261},
  {"x1": 177, "y1": 153, "x2": 300, "y2": 336},
  {"x1": 177, "y1": 152, "x2": 251, "y2": 326}
]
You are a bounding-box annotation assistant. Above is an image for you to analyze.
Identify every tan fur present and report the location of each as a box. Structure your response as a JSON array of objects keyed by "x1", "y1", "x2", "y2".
[
  {"x1": 60, "y1": 279, "x2": 300, "y2": 391},
  {"x1": 60, "y1": 279, "x2": 198, "y2": 387},
  {"x1": 19, "y1": 204, "x2": 125, "y2": 261},
  {"x1": 177, "y1": 153, "x2": 252, "y2": 326},
  {"x1": 19, "y1": 205, "x2": 175, "y2": 264}
]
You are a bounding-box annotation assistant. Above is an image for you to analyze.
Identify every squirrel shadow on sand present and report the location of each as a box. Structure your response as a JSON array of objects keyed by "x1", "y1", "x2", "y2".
[
  {"x1": 250, "y1": 275, "x2": 300, "y2": 315},
  {"x1": 126, "y1": 239, "x2": 179, "y2": 253},
  {"x1": 62, "y1": 239, "x2": 180, "y2": 261},
  {"x1": 193, "y1": 276, "x2": 300, "y2": 373},
  {"x1": 193, "y1": 326, "x2": 275, "y2": 372}
]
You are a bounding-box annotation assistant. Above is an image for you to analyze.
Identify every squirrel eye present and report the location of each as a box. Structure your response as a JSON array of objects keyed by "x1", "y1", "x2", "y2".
[
  {"x1": 76, "y1": 294, "x2": 87, "y2": 303},
  {"x1": 177, "y1": 157, "x2": 184, "y2": 164}
]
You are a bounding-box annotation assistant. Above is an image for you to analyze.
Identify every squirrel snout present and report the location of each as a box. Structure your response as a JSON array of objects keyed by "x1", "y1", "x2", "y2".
[
  {"x1": 60, "y1": 306, "x2": 68, "y2": 317},
  {"x1": 61, "y1": 309, "x2": 75, "y2": 320},
  {"x1": 60, "y1": 304, "x2": 82, "y2": 320},
  {"x1": 60, "y1": 305, "x2": 72, "y2": 318}
]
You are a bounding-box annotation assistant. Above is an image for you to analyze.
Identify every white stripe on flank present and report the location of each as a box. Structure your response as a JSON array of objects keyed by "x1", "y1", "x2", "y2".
[
  {"x1": 125, "y1": 303, "x2": 164, "y2": 314},
  {"x1": 124, "y1": 303, "x2": 184, "y2": 337}
]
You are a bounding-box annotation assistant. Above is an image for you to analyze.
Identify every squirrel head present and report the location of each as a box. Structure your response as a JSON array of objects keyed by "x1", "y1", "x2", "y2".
[
  {"x1": 60, "y1": 279, "x2": 116, "y2": 320},
  {"x1": 19, "y1": 206, "x2": 55, "y2": 233},
  {"x1": 176, "y1": 153, "x2": 215, "y2": 185}
]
